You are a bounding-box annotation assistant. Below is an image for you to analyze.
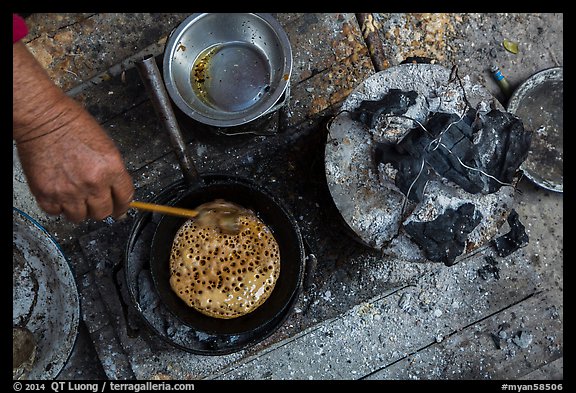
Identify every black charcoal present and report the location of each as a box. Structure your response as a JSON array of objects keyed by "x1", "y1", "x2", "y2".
[
  {"x1": 493, "y1": 209, "x2": 529, "y2": 257},
  {"x1": 472, "y1": 110, "x2": 532, "y2": 193},
  {"x1": 478, "y1": 255, "x2": 500, "y2": 280},
  {"x1": 375, "y1": 108, "x2": 532, "y2": 202},
  {"x1": 404, "y1": 203, "x2": 482, "y2": 265},
  {"x1": 350, "y1": 89, "x2": 418, "y2": 129}
]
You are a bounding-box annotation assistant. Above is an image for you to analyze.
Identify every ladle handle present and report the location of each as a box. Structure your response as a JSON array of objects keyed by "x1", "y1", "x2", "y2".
[
  {"x1": 135, "y1": 55, "x2": 200, "y2": 185},
  {"x1": 129, "y1": 201, "x2": 199, "y2": 219}
]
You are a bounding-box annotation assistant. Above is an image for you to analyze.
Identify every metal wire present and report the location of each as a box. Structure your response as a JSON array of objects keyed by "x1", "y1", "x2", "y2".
[
  {"x1": 392, "y1": 113, "x2": 516, "y2": 191},
  {"x1": 331, "y1": 66, "x2": 519, "y2": 213},
  {"x1": 402, "y1": 158, "x2": 427, "y2": 213}
]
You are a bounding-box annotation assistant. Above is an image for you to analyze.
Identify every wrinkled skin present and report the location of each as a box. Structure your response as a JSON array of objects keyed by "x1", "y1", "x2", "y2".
[{"x1": 13, "y1": 41, "x2": 134, "y2": 223}]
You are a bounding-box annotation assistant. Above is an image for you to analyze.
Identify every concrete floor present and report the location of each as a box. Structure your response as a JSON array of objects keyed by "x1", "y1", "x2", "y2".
[{"x1": 14, "y1": 13, "x2": 562, "y2": 381}]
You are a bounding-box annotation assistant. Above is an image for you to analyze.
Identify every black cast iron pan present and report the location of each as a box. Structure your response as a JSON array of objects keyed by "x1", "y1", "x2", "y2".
[
  {"x1": 150, "y1": 175, "x2": 305, "y2": 336},
  {"x1": 124, "y1": 174, "x2": 306, "y2": 354},
  {"x1": 126, "y1": 55, "x2": 305, "y2": 353}
]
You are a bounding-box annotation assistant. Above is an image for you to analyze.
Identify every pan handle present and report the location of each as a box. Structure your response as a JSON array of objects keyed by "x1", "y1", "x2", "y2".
[{"x1": 135, "y1": 55, "x2": 201, "y2": 186}]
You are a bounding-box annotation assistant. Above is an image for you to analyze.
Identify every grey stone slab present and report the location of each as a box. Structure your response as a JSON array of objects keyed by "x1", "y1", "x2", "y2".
[
  {"x1": 205, "y1": 246, "x2": 543, "y2": 380},
  {"x1": 363, "y1": 288, "x2": 563, "y2": 380},
  {"x1": 521, "y1": 357, "x2": 563, "y2": 380}
]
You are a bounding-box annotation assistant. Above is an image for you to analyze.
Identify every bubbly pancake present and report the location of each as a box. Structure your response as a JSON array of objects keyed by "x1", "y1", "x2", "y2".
[{"x1": 169, "y1": 202, "x2": 281, "y2": 319}]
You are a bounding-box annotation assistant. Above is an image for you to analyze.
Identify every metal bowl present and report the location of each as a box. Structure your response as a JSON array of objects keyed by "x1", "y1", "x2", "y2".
[
  {"x1": 13, "y1": 207, "x2": 80, "y2": 379},
  {"x1": 163, "y1": 13, "x2": 292, "y2": 127},
  {"x1": 507, "y1": 67, "x2": 563, "y2": 193}
]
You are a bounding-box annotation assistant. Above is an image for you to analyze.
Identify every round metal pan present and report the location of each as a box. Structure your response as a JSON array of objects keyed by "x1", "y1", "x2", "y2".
[
  {"x1": 507, "y1": 67, "x2": 563, "y2": 192},
  {"x1": 124, "y1": 175, "x2": 305, "y2": 354},
  {"x1": 13, "y1": 207, "x2": 80, "y2": 379},
  {"x1": 163, "y1": 13, "x2": 292, "y2": 128},
  {"x1": 150, "y1": 176, "x2": 305, "y2": 337}
]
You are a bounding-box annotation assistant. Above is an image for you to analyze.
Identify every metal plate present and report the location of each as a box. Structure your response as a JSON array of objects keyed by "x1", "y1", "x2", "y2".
[
  {"x1": 507, "y1": 67, "x2": 563, "y2": 192},
  {"x1": 324, "y1": 63, "x2": 515, "y2": 260},
  {"x1": 13, "y1": 208, "x2": 80, "y2": 380}
]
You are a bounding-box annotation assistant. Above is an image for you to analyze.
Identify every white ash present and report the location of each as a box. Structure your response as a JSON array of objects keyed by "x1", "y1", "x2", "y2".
[
  {"x1": 377, "y1": 162, "x2": 400, "y2": 190},
  {"x1": 382, "y1": 234, "x2": 427, "y2": 262},
  {"x1": 512, "y1": 330, "x2": 534, "y2": 349},
  {"x1": 403, "y1": 179, "x2": 515, "y2": 248}
]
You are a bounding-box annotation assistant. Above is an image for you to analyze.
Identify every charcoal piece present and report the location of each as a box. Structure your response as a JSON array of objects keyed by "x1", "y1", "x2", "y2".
[
  {"x1": 472, "y1": 110, "x2": 532, "y2": 193},
  {"x1": 396, "y1": 158, "x2": 429, "y2": 202},
  {"x1": 485, "y1": 255, "x2": 498, "y2": 265},
  {"x1": 490, "y1": 332, "x2": 502, "y2": 349},
  {"x1": 374, "y1": 141, "x2": 408, "y2": 168},
  {"x1": 391, "y1": 130, "x2": 432, "y2": 202},
  {"x1": 491, "y1": 322, "x2": 511, "y2": 349},
  {"x1": 375, "y1": 140, "x2": 429, "y2": 202},
  {"x1": 375, "y1": 111, "x2": 484, "y2": 201},
  {"x1": 400, "y1": 56, "x2": 434, "y2": 64},
  {"x1": 374, "y1": 124, "x2": 430, "y2": 202},
  {"x1": 350, "y1": 89, "x2": 417, "y2": 129},
  {"x1": 493, "y1": 209, "x2": 529, "y2": 257},
  {"x1": 374, "y1": 108, "x2": 531, "y2": 200},
  {"x1": 478, "y1": 255, "x2": 500, "y2": 280},
  {"x1": 421, "y1": 112, "x2": 484, "y2": 194},
  {"x1": 404, "y1": 203, "x2": 482, "y2": 265},
  {"x1": 423, "y1": 110, "x2": 475, "y2": 139}
]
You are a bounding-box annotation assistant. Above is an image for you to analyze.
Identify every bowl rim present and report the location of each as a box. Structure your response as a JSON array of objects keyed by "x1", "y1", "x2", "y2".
[
  {"x1": 163, "y1": 13, "x2": 293, "y2": 127},
  {"x1": 506, "y1": 66, "x2": 563, "y2": 193}
]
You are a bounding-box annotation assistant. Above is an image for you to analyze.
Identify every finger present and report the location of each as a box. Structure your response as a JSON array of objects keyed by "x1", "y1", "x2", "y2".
[
  {"x1": 110, "y1": 170, "x2": 135, "y2": 218},
  {"x1": 38, "y1": 201, "x2": 63, "y2": 217},
  {"x1": 86, "y1": 190, "x2": 114, "y2": 221},
  {"x1": 61, "y1": 200, "x2": 89, "y2": 223}
]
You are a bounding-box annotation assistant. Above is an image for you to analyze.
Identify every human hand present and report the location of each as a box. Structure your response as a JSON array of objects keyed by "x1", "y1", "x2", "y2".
[
  {"x1": 15, "y1": 100, "x2": 134, "y2": 222},
  {"x1": 13, "y1": 41, "x2": 134, "y2": 223}
]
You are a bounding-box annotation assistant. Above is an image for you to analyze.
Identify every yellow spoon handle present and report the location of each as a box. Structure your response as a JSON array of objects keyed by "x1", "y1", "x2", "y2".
[{"x1": 129, "y1": 201, "x2": 199, "y2": 219}]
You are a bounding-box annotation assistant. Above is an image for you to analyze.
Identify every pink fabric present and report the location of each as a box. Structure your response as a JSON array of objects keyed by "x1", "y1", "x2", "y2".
[{"x1": 13, "y1": 14, "x2": 28, "y2": 43}]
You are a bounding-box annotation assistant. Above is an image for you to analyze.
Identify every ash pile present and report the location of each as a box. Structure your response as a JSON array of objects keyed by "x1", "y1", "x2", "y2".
[{"x1": 325, "y1": 63, "x2": 532, "y2": 265}]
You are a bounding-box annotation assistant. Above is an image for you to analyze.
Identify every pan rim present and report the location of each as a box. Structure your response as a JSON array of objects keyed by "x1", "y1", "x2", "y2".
[
  {"x1": 125, "y1": 174, "x2": 306, "y2": 353},
  {"x1": 150, "y1": 178, "x2": 305, "y2": 335}
]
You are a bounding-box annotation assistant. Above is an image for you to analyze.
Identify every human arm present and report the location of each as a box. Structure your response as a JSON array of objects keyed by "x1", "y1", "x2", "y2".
[{"x1": 13, "y1": 39, "x2": 134, "y2": 223}]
